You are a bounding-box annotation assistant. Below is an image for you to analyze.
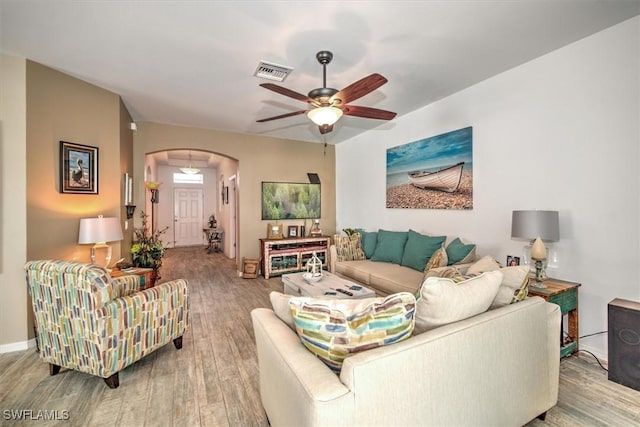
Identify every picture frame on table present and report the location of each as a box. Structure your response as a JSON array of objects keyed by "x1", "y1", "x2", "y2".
[
  {"x1": 288, "y1": 225, "x2": 298, "y2": 238},
  {"x1": 59, "y1": 141, "x2": 98, "y2": 194},
  {"x1": 267, "y1": 223, "x2": 283, "y2": 239},
  {"x1": 507, "y1": 255, "x2": 520, "y2": 266}
]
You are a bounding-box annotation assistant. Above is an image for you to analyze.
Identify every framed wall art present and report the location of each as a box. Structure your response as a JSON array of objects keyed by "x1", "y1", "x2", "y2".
[
  {"x1": 59, "y1": 141, "x2": 98, "y2": 194},
  {"x1": 386, "y1": 126, "x2": 473, "y2": 210},
  {"x1": 261, "y1": 181, "x2": 321, "y2": 220}
]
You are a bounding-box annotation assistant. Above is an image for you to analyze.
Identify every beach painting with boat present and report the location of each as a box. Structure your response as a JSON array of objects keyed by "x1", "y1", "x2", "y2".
[{"x1": 386, "y1": 126, "x2": 473, "y2": 210}]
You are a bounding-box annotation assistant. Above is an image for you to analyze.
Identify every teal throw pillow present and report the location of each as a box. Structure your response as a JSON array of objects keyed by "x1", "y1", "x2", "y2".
[
  {"x1": 371, "y1": 229, "x2": 408, "y2": 264},
  {"x1": 355, "y1": 228, "x2": 378, "y2": 259},
  {"x1": 400, "y1": 230, "x2": 446, "y2": 272},
  {"x1": 446, "y1": 237, "x2": 476, "y2": 265}
]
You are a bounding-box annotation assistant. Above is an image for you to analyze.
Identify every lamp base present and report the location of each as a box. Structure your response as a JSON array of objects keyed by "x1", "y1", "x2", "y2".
[
  {"x1": 90, "y1": 243, "x2": 112, "y2": 268},
  {"x1": 531, "y1": 258, "x2": 547, "y2": 288}
]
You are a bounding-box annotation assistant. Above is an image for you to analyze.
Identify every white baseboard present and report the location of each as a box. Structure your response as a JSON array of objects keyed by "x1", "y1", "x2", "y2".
[{"x1": 0, "y1": 338, "x2": 36, "y2": 354}]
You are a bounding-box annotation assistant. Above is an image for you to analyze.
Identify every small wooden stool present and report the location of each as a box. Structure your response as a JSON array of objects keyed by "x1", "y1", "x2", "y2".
[{"x1": 242, "y1": 257, "x2": 259, "y2": 279}]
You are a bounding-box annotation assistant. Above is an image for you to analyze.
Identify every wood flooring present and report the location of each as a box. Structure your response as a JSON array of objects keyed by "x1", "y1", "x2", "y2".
[{"x1": 1, "y1": 246, "x2": 638, "y2": 426}]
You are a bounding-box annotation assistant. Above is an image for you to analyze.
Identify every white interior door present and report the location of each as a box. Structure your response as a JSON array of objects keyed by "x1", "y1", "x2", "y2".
[{"x1": 174, "y1": 188, "x2": 203, "y2": 247}]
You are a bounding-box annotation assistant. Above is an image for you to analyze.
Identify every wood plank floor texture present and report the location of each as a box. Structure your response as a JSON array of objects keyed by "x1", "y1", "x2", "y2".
[{"x1": 1, "y1": 247, "x2": 638, "y2": 426}]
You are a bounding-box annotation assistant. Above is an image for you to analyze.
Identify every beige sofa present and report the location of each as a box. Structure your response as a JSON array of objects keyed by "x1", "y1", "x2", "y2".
[
  {"x1": 252, "y1": 296, "x2": 561, "y2": 426},
  {"x1": 328, "y1": 245, "x2": 472, "y2": 296}
]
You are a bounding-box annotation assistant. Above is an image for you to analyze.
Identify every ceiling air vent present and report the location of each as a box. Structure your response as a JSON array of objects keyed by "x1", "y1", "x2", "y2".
[{"x1": 253, "y1": 60, "x2": 293, "y2": 82}]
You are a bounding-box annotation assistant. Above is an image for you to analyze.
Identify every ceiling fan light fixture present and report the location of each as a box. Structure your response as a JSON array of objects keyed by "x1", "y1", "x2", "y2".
[{"x1": 307, "y1": 106, "x2": 343, "y2": 126}]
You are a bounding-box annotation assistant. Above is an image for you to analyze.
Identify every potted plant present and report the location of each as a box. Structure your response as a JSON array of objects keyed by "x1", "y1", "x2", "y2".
[{"x1": 130, "y1": 211, "x2": 168, "y2": 285}]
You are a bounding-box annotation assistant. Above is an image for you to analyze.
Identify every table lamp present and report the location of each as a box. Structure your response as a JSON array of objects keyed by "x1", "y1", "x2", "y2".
[
  {"x1": 78, "y1": 215, "x2": 124, "y2": 268},
  {"x1": 511, "y1": 210, "x2": 559, "y2": 287}
]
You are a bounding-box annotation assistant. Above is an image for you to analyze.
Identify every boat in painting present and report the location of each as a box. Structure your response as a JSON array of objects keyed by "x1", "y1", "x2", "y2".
[{"x1": 408, "y1": 162, "x2": 464, "y2": 193}]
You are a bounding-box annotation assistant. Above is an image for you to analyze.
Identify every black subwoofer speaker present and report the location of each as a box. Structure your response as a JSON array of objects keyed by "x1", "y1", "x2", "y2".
[{"x1": 608, "y1": 298, "x2": 640, "y2": 391}]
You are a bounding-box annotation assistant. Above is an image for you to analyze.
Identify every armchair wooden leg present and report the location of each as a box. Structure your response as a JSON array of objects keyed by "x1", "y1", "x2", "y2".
[
  {"x1": 537, "y1": 411, "x2": 547, "y2": 421},
  {"x1": 104, "y1": 373, "x2": 120, "y2": 389},
  {"x1": 49, "y1": 364, "x2": 61, "y2": 376},
  {"x1": 173, "y1": 336, "x2": 183, "y2": 349}
]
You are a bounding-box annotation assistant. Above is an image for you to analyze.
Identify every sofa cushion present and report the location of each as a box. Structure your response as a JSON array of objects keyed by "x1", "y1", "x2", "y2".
[
  {"x1": 368, "y1": 263, "x2": 425, "y2": 295},
  {"x1": 423, "y1": 247, "x2": 448, "y2": 273},
  {"x1": 446, "y1": 237, "x2": 477, "y2": 265},
  {"x1": 333, "y1": 233, "x2": 365, "y2": 262},
  {"x1": 466, "y1": 255, "x2": 501, "y2": 275},
  {"x1": 400, "y1": 230, "x2": 446, "y2": 272},
  {"x1": 334, "y1": 260, "x2": 373, "y2": 285},
  {"x1": 355, "y1": 229, "x2": 378, "y2": 259},
  {"x1": 371, "y1": 230, "x2": 408, "y2": 264},
  {"x1": 289, "y1": 292, "x2": 416, "y2": 373},
  {"x1": 490, "y1": 265, "x2": 530, "y2": 308},
  {"x1": 269, "y1": 291, "x2": 295, "y2": 330},
  {"x1": 414, "y1": 270, "x2": 503, "y2": 334},
  {"x1": 424, "y1": 265, "x2": 467, "y2": 279}
]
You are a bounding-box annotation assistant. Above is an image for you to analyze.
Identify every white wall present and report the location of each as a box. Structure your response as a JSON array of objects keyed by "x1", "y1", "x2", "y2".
[{"x1": 336, "y1": 17, "x2": 640, "y2": 359}]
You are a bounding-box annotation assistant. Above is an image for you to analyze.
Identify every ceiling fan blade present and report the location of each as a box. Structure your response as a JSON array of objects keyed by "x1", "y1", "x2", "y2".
[
  {"x1": 259, "y1": 83, "x2": 313, "y2": 103},
  {"x1": 343, "y1": 105, "x2": 397, "y2": 120},
  {"x1": 331, "y1": 73, "x2": 388, "y2": 106},
  {"x1": 319, "y1": 124, "x2": 334, "y2": 134},
  {"x1": 256, "y1": 110, "x2": 308, "y2": 122}
]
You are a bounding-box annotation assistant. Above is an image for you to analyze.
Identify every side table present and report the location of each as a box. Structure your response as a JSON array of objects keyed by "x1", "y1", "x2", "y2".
[
  {"x1": 111, "y1": 267, "x2": 155, "y2": 289},
  {"x1": 527, "y1": 277, "x2": 581, "y2": 358}
]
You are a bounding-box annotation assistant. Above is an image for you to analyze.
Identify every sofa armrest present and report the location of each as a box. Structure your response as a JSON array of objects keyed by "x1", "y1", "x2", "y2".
[
  {"x1": 251, "y1": 308, "x2": 354, "y2": 426},
  {"x1": 545, "y1": 300, "x2": 561, "y2": 404},
  {"x1": 328, "y1": 244, "x2": 338, "y2": 273}
]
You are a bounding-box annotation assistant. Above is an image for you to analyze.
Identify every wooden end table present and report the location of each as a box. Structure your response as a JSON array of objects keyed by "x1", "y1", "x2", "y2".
[
  {"x1": 527, "y1": 277, "x2": 581, "y2": 358},
  {"x1": 110, "y1": 267, "x2": 155, "y2": 289}
]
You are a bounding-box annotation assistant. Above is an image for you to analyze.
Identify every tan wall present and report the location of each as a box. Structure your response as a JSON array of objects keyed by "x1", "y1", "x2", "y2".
[
  {"x1": 1, "y1": 61, "x2": 135, "y2": 345},
  {"x1": 0, "y1": 55, "x2": 28, "y2": 348},
  {"x1": 133, "y1": 122, "x2": 336, "y2": 267},
  {"x1": 119, "y1": 99, "x2": 134, "y2": 258},
  {"x1": 26, "y1": 61, "x2": 129, "y2": 264}
]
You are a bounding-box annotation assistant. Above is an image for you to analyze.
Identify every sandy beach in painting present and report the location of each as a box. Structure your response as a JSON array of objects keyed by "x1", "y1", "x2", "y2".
[{"x1": 386, "y1": 170, "x2": 473, "y2": 210}]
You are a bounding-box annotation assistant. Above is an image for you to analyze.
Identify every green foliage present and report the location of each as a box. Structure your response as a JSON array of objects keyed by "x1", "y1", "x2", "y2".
[
  {"x1": 262, "y1": 182, "x2": 321, "y2": 220},
  {"x1": 131, "y1": 211, "x2": 168, "y2": 274},
  {"x1": 343, "y1": 228, "x2": 356, "y2": 236}
]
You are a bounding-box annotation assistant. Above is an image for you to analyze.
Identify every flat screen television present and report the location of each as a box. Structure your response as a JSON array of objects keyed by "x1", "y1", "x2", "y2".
[{"x1": 261, "y1": 181, "x2": 321, "y2": 220}]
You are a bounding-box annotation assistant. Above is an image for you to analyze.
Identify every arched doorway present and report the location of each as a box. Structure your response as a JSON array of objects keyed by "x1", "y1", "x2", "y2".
[{"x1": 143, "y1": 149, "x2": 239, "y2": 260}]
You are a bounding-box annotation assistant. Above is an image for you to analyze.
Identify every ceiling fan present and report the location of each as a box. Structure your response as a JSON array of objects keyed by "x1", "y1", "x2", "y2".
[{"x1": 256, "y1": 51, "x2": 396, "y2": 134}]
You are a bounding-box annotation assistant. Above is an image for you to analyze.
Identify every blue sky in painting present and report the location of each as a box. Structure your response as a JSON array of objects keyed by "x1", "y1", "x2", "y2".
[{"x1": 386, "y1": 127, "x2": 473, "y2": 188}]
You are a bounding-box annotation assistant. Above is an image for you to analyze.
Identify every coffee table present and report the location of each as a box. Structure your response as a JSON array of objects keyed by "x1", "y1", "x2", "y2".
[{"x1": 282, "y1": 271, "x2": 376, "y2": 299}]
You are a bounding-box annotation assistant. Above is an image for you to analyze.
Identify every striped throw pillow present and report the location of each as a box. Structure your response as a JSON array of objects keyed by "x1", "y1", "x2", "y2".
[{"x1": 289, "y1": 292, "x2": 416, "y2": 373}]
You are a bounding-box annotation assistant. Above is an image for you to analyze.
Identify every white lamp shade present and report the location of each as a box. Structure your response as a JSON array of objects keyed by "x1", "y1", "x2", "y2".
[
  {"x1": 511, "y1": 210, "x2": 559, "y2": 242},
  {"x1": 78, "y1": 216, "x2": 123, "y2": 244},
  {"x1": 307, "y1": 106, "x2": 343, "y2": 126}
]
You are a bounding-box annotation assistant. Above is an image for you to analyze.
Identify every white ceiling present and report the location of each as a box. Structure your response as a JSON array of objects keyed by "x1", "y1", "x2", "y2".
[{"x1": 2, "y1": 0, "x2": 639, "y2": 147}]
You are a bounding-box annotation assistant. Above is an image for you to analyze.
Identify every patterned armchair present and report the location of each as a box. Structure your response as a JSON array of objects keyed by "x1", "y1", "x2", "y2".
[{"x1": 24, "y1": 260, "x2": 189, "y2": 388}]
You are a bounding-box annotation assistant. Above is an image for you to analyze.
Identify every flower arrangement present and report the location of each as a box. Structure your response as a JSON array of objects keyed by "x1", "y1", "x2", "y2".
[{"x1": 131, "y1": 211, "x2": 168, "y2": 276}]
